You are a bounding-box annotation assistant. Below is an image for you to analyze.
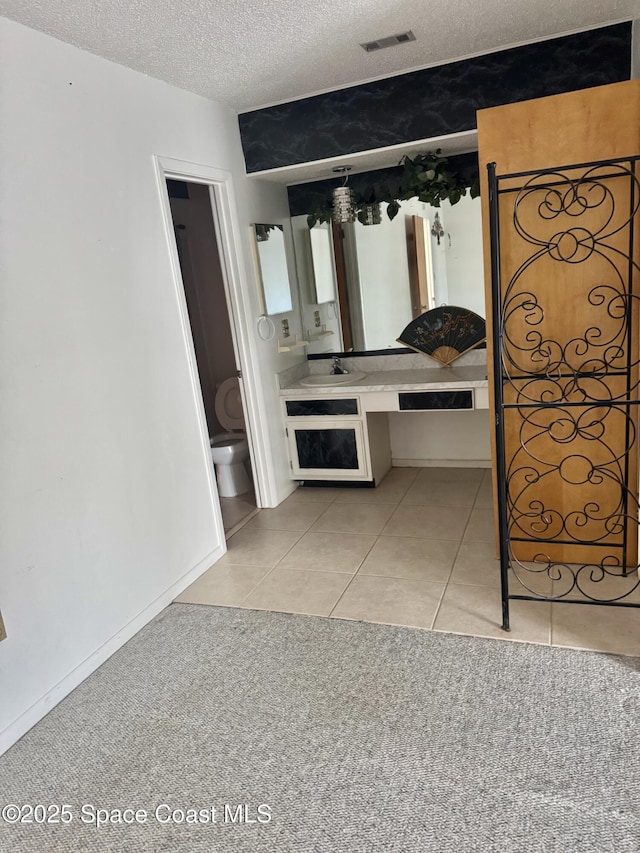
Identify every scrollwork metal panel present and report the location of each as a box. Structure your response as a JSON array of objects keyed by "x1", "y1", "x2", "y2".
[{"x1": 488, "y1": 157, "x2": 640, "y2": 630}]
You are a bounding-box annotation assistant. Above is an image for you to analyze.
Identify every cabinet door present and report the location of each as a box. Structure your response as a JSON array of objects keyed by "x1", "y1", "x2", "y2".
[{"x1": 287, "y1": 420, "x2": 369, "y2": 480}]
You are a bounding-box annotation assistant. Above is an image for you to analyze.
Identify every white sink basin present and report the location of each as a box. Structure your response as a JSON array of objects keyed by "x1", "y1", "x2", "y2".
[{"x1": 299, "y1": 371, "x2": 367, "y2": 387}]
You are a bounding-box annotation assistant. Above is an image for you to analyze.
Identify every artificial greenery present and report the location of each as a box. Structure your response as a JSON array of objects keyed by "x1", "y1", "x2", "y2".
[
  {"x1": 254, "y1": 223, "x2": 284, "y2": 241},
  {"x1": 398, "y1": 151, "x2": 480, "y2": 208},
  {"x1": 306, "y1": 150, "x2": 480, "y2": 228}
]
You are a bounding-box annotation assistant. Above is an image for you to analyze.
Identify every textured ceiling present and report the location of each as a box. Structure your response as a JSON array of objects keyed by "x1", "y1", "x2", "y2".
[{"x1": 0, "y1": 0, "x2": 637, "y2": 112}]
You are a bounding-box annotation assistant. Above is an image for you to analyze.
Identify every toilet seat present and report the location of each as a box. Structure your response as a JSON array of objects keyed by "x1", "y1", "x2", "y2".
[
  {"x1": 215, "y1": 377, "x2": 244, "y2": 431},
  {"x1": 211, "y1": 435, "x2": 246, "y2": 449}
]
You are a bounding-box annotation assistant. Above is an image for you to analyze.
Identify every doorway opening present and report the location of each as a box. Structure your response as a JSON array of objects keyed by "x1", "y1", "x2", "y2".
[{"x1": 166, "y1": 178, "x2": 258, "y2": 536}]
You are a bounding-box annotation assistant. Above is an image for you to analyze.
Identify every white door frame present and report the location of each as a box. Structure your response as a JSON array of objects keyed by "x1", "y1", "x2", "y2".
[{"x1": 153, "y1": 155, "x2": 276, "y2": 510}]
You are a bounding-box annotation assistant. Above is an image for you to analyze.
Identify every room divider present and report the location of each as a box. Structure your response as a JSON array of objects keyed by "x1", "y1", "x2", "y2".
[{"x1": 478, "y1": 82, "x2": 640, "y2": 631}]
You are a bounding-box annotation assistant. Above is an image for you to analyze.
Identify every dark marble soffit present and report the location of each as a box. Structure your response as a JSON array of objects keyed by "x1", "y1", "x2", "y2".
[
  {"x1": 239, "y1": 23, "x2": 631, "y2": 173},
  {"x1": 287, "y1": 152, "x2": 479, "y2": 216}
]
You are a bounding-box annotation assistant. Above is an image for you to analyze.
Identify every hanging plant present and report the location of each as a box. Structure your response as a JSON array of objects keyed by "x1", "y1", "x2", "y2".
[
  {"x1": 305, "y1": 150, "x2": 479, "y2": 227},
  {"x1": 254, "y1": 223, "x2": 284, "y2": 241},
  {"x1": 399, "y1": 150, "x2": 480, "y2": 209},
  {"x1": 355, "y1": 183, "x2": 388, "y2": 225},
  {"x1": 306, "y1": 209, "x2": 333, "y2": 228}
]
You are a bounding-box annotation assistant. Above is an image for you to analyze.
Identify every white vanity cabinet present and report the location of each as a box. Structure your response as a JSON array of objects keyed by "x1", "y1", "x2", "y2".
[
  {"x1": 279, "y1": 364, "x2": 489, "y2": 483},
  {"x1": 281, "y1": 396, "x2": 391, "y2": 484}
]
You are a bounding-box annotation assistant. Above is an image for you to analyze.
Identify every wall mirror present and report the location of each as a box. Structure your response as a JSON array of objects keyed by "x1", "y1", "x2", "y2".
[
  {"x1": 291, "y1": 192, "x2": 484, "y2": 354},
  {"x1": 252, "y1": 223, "x2": 293, "y2": 315},
  {"x1": 291, "y1": 221, "x2": 337, "y2": 305},
  {"x1": 308, "y1": 223, "x2": 338, "y2": 304}
]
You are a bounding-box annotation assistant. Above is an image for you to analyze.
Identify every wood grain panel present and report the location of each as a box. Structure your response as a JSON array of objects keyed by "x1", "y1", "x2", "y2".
[
  {"x1": 478, "y1": 81, "x2": 640, "y2": 568},
  {"x1": 407, "y1": 215, "x2": 431, "y2": 318}
]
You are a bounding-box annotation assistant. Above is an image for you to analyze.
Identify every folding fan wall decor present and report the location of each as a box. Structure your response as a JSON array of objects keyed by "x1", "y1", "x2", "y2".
[{"x1": 397, "y1": 306, "x2": 486, "y2": 366}]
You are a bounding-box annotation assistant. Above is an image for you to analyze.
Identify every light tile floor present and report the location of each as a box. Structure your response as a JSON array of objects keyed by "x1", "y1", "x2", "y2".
[
  {"x1": 176, "y1": 467, "x2": 640, "y2": 657},
  {"x1": 219, "y1": 491, "x2": 258, "y2": 538}
]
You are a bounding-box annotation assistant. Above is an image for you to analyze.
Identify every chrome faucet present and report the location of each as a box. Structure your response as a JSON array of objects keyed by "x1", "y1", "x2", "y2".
[{"x1": 331, "y1": 357, "x2": 349, "y2": 375}]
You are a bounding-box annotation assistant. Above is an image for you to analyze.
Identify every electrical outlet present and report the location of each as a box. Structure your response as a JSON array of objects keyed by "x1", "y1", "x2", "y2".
[{"x1": 314, "y1": 310, "x2": 321, "y2": 327}]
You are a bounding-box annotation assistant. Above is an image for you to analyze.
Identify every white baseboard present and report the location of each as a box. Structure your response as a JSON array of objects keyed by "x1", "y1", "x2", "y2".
[
  {"x1": 0, "y1": 545, "x2": 225, "y2": 757},
  {"x1": 392, "y1": 458, "x2": 492, "y2": 468}
]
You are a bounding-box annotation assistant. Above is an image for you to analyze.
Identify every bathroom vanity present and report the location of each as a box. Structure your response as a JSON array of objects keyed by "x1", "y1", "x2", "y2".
[{"x1": 279, "y1": 361, "x2": 488, "y2": 484}]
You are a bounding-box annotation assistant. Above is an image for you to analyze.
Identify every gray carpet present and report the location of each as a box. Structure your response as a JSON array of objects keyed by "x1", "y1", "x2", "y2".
[{"x1": 1, "y1": 604, "x2": 639, "y2": 853}]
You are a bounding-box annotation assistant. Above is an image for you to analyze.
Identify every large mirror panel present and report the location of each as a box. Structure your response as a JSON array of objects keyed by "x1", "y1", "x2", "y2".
[
  {"x1": 291, "y1": 193, "x2": 484, "y2": 354},
  {"x1": 291, "y1": 218, "x2": 343, "y2": 353}
]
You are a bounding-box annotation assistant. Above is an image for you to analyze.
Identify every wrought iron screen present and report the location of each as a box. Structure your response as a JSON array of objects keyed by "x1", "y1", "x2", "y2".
[{"x1": 487, "y1": 156, "x2": 640, "y2": 631}]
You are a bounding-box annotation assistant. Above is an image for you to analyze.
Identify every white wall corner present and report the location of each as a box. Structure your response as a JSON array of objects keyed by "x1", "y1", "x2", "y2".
[{"x1": 0, "y1": 546, "x2": 224, "y2": 757}]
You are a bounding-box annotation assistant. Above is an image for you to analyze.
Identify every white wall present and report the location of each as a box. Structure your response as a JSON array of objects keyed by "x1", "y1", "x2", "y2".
[
  {"x1": 389, "y1": 410, "x2": 491, "y2": 467},
  {"x1": 439, "y1": 196, "x2": 485, "y2": 318},
  {"x1": 0, "y1": 17, "x2": 300, "y2": 754}
]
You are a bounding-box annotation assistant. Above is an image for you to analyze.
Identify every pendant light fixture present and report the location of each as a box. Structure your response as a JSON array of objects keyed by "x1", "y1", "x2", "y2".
[
  {"x1": 359, "y1": 202, "x2": 382, "y2": 225},
  {"x1": 332, "y1": 166, "x2": 356, "y2": 223}
]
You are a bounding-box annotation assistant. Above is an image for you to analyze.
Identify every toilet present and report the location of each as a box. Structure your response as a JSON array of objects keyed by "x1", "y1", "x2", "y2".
[{"x1": 210, "y1": 377, "x2": 251, "y2": 497}]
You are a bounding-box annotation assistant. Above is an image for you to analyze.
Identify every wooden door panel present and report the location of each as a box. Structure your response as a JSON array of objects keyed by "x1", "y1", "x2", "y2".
[
  {"x1": 407, "y1": 215, "x2": 432, "y2": 318},
  {"x1": 478, "y1": 82, "x2": 640, "y2": 621},
  {"x1": 496, "y1": 167, "x2": 639, "y2": 566}
]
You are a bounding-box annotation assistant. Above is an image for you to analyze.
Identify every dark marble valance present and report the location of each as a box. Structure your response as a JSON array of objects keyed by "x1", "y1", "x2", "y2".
[{"x1": 239, "y1": 23, "x2": 631, "y2": 174}]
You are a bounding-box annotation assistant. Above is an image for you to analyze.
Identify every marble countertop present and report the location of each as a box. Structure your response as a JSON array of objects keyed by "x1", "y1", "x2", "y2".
[{"x1": 280, "y1": 364, "x2": 488, "y2": 396}]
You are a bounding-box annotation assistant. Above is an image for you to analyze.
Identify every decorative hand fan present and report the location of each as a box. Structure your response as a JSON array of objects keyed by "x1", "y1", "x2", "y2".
[{"x1": 397, "y1": 306, "x2": 486, "y2": 366}]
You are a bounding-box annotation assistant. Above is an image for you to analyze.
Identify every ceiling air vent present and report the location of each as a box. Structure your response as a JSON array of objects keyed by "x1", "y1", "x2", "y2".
[{"x1": 361, "y1": 31, "x2": 416, "y2": 53}]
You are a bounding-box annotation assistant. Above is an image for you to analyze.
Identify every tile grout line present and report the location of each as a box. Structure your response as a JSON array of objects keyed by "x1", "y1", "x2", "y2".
[
  {"x1": 430, "y1": 477, "x2": 484, "y2": 629},
  {"x1": 431, "y1": 486, "x2": 482, "y2": 631},
  {"x1": 234, "y1": 522, "x2": 315, "y2": 606},
  {"x1": 324, "y1": 471, "x2": 422, "y2": 617},
  {"x1": 327, "y1": 505, "x2": 402, "y2": 618},
  {"x1": 428, "y1": 583, "x2": 451, "y2": 631}
]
